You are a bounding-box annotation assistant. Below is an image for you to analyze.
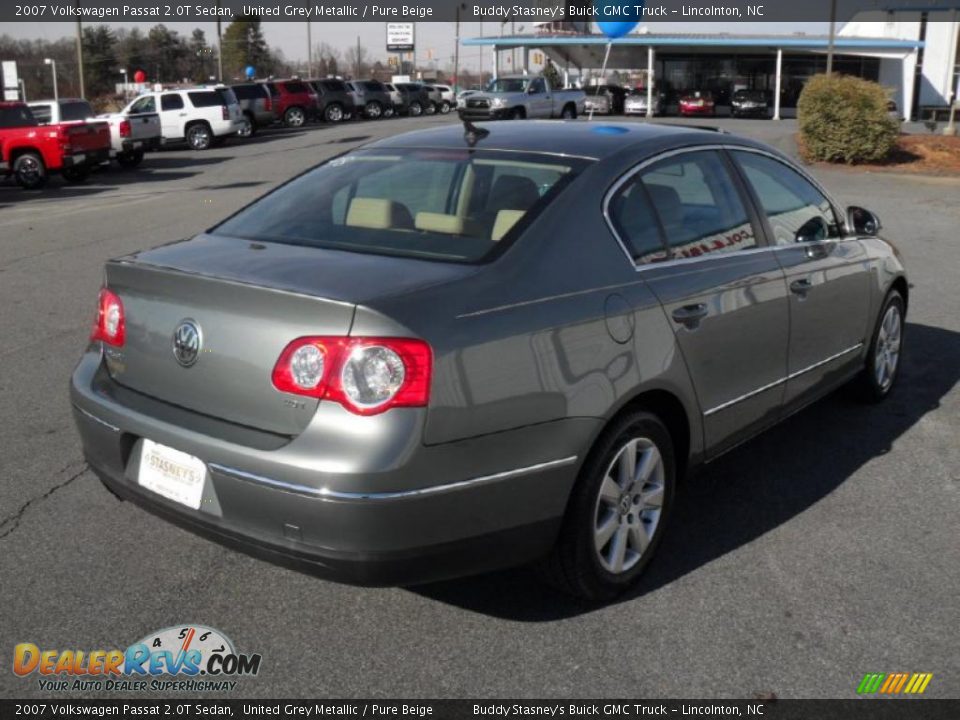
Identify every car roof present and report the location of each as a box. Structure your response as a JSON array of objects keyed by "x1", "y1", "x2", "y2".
[{"x1": 370, "y1": 120, "x2": 757, "y2": 161}]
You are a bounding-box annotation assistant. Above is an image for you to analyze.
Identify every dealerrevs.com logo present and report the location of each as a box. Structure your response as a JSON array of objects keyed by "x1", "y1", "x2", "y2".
[{"x1": 13, "y1": 625, "x2": 262, "y2": 693}]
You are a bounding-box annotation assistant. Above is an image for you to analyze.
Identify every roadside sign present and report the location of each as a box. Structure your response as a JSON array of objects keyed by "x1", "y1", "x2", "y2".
[
  {"x1": 2, "y1": 60, "x2": 19, "y2": 101},
  {"x1": 387, "y1": 23, "x2": 415, "y2": 53}
]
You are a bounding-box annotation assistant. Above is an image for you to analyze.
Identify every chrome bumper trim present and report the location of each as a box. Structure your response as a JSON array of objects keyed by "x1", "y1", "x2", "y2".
[
  {"x1": 209, "y1": 456, "x2": 579, "y2": 502},
  {"x1": 73, "y1": 405, "x2": 121, "y2": 433}
]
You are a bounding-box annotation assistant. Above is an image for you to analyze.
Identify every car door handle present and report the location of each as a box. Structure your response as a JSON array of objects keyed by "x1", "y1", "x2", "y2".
[
  {"x1": 671, "y1": 304, "x2": 709, "y2": 328},
  {"x1": 805, "y1": 243, "x2": 830, "y2": 259},
  {"x1": 790, "y1": 279, "x2": 813, "y2": 296}
]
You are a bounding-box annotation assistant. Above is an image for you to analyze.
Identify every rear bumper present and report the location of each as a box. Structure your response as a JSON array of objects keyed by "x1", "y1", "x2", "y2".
[
  {"x1": 63, "y1": 148, "x2": 110, "y2": 167},
  {"x1": 120, "y1": 137, "x2": 161, "y2": 154},
  {"x1": 71, "y1": 349, "x2": 590, "y2": 585}
]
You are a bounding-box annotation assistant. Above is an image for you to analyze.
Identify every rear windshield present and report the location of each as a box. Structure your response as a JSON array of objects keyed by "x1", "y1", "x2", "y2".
[
  {"x1": 282, "y1": 81, "x2": 309, "y2": 94},
  {"x1": 0, "y1": 105, "x2": 37, "y2": 127},
  {"x1": 60, "y1": 100, "x2": 93, "y2": 121},
  {"x1": 213, "y1": 148, "x2": 589, "y2": 263}
]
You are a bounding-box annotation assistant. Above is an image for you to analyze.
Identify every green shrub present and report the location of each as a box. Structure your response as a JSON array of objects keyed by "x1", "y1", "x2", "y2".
[{"x1": 798, "y1": 74, "x2": 900, "y2": 164}]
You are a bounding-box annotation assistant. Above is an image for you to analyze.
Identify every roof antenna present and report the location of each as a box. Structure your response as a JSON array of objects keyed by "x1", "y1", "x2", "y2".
[{"x1": 462, "y1": 119, "x2": 489, "y2": 148}]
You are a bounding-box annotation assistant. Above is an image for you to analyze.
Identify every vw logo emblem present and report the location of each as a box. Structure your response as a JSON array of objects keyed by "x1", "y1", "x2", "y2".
[{"x1": 172, "y1": 319, "x2": 202, "y2": 368}]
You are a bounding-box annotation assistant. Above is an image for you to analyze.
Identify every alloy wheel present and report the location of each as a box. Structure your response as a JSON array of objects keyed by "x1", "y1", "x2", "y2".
[
  {"x1": 593, "y1": 437, "x2": 665, "y2": 574},
  {"x1": 15, "y1": 154, "x2": 44, "y2": 187},
  {"x1": 326, "y1": 104, "x2": 343, "y2": 122},
  {"x1": 237, "y1": 117, "x2": 253, "y2": 137},
  {"x1": 875, "y1": 304, "x2": 902, "y2": 391},
  {"x1": 285, "y1": 107, "x2": 306, "y2": 127},
  {"x1": 366, "y1": 102, "x2": 382, "y2": 119},
  {"x1": 187, "y1": 125, "x2": 211, "y2": 150}
]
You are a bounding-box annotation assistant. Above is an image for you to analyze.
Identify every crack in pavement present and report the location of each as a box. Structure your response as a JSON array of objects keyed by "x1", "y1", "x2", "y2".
[{"x1": 0, "y1": 461, "x2": 89, "y2": 541}]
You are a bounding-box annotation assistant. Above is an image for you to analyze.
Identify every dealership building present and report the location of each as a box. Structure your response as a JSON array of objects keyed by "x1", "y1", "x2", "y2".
[{"x1": 465, "y1": 11, "x2": 960, "y2": 120}]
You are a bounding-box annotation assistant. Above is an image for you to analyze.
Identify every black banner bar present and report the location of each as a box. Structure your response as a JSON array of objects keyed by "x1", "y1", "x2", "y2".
[
  {"x1": 3, "y1": 0, "x2": 960, "y2": 24},
  {"x1": 2, "y1": 700, "x2": 960, "y2": 720}
]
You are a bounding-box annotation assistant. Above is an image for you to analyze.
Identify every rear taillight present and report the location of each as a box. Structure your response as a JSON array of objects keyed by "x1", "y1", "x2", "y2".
[
  {"x1": 119, "y1": 119, "x2": 131, "y2": 138},
  {"x1": 272, "y1": 337, "x2": 431, "y2": 415},
  {"x1": 90, "y1": 288, "x2": 125, "y2": 347},
  {"x1": 222, "y1": 105, "x2": 229, "y2": 120},
  {"x1": 57, "y1": 127, "x2": 72, "y2": 154}
]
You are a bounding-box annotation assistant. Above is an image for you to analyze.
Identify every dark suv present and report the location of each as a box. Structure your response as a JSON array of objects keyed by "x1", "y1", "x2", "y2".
[
  {"x1": 230, "y1": 83, "x2": 277, "y2": 136},
  {"x1": 308, "y1": 79, "x2": 357, "y2": 123},
  {"x1": 394, "y1": 83, "x2": 435, "y2": 116},
  {"x1": 355, "y1": 80, "x2": 394, "y2": 119},
  {"x1": 263, "y1": 80, "x2": 318, "y2": 128}
]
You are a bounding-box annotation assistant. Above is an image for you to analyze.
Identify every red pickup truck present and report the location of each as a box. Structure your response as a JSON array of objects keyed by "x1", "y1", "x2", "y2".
[{"x1": 0, "y1": 101, "x2": 111, "y2": 189}]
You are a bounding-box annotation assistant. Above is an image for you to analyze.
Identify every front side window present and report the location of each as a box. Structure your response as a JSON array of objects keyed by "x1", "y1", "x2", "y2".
[
  {"x1": 641, "y1": 151, "x2": 757, "y2": 259},
  {"x1": 161, "y1": 94, "x2": 185, "y2": 111},
  {"x1": 731, "y1": 151, "x2": 840, "y2": 245},
  {"x1": 129, "y1": 95, "x2": 155, "y2": 114},
  {"x1": 213, "y1": 149, "x2": 588, "y2": 263},
  {"x1": 29, "y1": 105, "x2": 52, "y2": 124}
]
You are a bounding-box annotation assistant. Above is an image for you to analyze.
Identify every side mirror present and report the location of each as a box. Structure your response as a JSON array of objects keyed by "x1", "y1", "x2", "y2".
[{"x1": 847, "y1": 206, "x2": 881, "y2": 236}]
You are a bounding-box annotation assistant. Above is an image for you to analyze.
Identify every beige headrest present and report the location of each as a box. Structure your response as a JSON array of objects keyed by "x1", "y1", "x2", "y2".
[
  {"x1": 346, "y1": 198, "x2": 411, "y2": 230},
  {"x1": 491, "y1": 209, "x2": 525, "y2": 241},
  {"x1": 415, "y1": 212, "x2": 478, "y2": 236}
]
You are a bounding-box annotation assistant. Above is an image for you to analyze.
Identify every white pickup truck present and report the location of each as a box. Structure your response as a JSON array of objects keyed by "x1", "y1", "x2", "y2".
[
  {"x1": 457, "y1": 75, "x2": 585, "y2": 121},
  {"x1": 29, "y1": 98, "x2": 161, "y2": 168}
]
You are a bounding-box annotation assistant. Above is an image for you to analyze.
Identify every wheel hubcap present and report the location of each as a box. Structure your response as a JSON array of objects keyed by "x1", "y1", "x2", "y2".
[
  {"x1": 329, "y1": 106, "x2": 342, "y2": 121},
  {"x1": 20, "y1": 158, "x2": 40, "y2": 180},
  {"x1": 875, "y1": 305, "x2": 902, "y2": 390},
  {"x1": 593, "y1": 437, "x2": 665, "y2": 575}
]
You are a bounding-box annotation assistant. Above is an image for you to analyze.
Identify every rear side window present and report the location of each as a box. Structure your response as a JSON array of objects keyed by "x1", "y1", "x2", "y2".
[
  {"x1": 282, "y1": 81, "x2": 308, "y2": 94},
  {"x1": 28, "y1": 105, "x2": 52, "y2": 124},
  {"x1": 161, "y1": 94, "x2": 185, "y2": 111},
  {"x1": 213, "y1": 149, "x2": 589, "y2": 263},
  {"x1": 731, "y1": 151, "x2": 840, "y2": 245},
  {"x1": 187, "y1": 91, "x2": 221, "y2": 108},
  {"x1": 0, "y1": 105, "x2": 38, "y2": 127},
  {"x1": 60, "y1": 101, "x2": 93, "y2": 121},
  {"x1": 608, "y1": 179, "x2": 669, "y2": 264},
  {"x1": 362, "y1": 81, "x2": 383, "y2": 92},
  {"x1": 322, "y1": 80, "x2": 346, "y2": 92},
  {"x1": 640, "y1": 151, "x2": 756, "y2": 259},
  {"x1": 231, "y1": 84, "x2": 260, "y2": 100}
]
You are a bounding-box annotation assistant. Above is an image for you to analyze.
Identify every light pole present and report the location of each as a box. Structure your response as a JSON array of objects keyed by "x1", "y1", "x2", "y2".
[
  {"x1": 826, "y1": 0, "x2": 837, "y2": 75},
  {"x1": 306, "y1": 20, "x2": 313, "y2": 78},
  {"x1": 119, "y1": 68, "x2": 128, "y2": 99},
  {"x1": 44, "y1": 58, "x2": 58, "y2": 102},
  {"x1": 75, "y1": 19, "x2": 84, "y2": 97}
]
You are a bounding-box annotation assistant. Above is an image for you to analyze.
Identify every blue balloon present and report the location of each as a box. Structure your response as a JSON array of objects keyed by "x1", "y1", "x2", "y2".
[
  {"x1": 245, "y1": 65, "x2": 255, "y2": 79},
  {"x1": 595, "y1": 0, "x2": 643, "y2": 39}
]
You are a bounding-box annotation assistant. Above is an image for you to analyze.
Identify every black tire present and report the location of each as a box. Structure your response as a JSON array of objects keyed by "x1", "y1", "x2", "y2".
[
  {"x1": 509, "y1": 107, "x2": 525, "y2": 120},
  {"x1": 324, "y1": 103, "x2": 344, "y2": 123},
  {"x1": 424, "y1": 102, "x2": 437, "y2": 116},
  {"x1": 116, "y1": 150, "x2": 144, "y2": 168},
  {"x1": 408, "y1": 101, "x2": 422, "y2": 117},
  {"x1": 439, "y1": 100, "x2": 451, "y2": 114},
  {"x1": 13, "y1": 151, "x2": 47, "y2": 189},
  {"x1": 560, "y1": 104, "x2": 577, "y2": 120},
  {"x1": 540, "y1": 411, "x2": 676, "y2": 600},
  {"x1": 364, "y1": 101, "x2": 382, "y2": 119},
  {"x1": 185, "y1": 122, "x2": 213, "y2": 150},
  {"x1": 237, "y1": 113, "x2": 256, "y2": 138},
  {"x1": 855, "y1": 290, "x2": 905, "y2": 402},
  {"x1": 383, "y1": 105, "x2": 395, "y2": 119},
  {"x1": 284, "y1": 106, "x2": 306, "y2": 128},
  {"x1": 61, "y1": 166, "x2": 89, "y2": 183}
]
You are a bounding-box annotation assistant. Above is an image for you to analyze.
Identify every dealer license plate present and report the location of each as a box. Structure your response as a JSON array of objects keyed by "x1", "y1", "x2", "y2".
[
  {"x1": 72, "y1": 153, "x2": 85, "y2": 163},
  {"x1": 138, "y1": 439, "x2": 207, "y2": 510}
]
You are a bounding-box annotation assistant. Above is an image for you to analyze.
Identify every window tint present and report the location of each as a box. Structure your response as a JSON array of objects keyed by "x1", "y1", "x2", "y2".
[
  {"x1": 29, "y1": 105, "x2": 52, "y2": 124},
  {"x1": 322, "y1": 80, "x2": 345, "y2": 92},
  {"x1": 732, "y1": 151, "x2": 841, "y2": 245},
  {"x1": 1, "y1": 105, "x2": 38, "y2": 127},
  {"x1": 213, "y1": 149, "x2": 586, "y2": 263},
  {"x1": 60, "y1": 101, "x2": 93, "y2": 121},
  {"x1": 129, "y1": 95, "x2": 155, "y2": 114},
  {"x1": 282, "y1": 81, "x2": 308, "y2": 94},
  {"x1": 231, "y1": 84, "x2": 259, "y2": 100},
  {"x1": 641, "y1": 151, "x2": 756, "y2": 259},
  {"x1": 608, "y1": 179, "x2": 669, "y2": 264},
  {"x1": 161, "y1": 93, "x2": 185, "y2": 111},
  {"x1": 529, "y1": 78, "x2": 546, "y2": 93}
]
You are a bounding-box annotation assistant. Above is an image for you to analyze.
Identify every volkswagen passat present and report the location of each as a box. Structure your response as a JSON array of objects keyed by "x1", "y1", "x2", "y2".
[{"x1": 72, "y1": 121, "x2": 907, "y2": 599}]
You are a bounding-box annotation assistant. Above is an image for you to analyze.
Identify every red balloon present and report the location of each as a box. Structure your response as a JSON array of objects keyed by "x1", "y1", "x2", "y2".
[{"x1": 133, "y1": 70, "x2": 146, "y2": 83}]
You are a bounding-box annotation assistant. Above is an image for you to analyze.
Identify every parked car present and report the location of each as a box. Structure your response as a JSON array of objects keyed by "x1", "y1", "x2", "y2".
[
  {"x1": 459, "y1": 75, "x2": 585, "y2": 120},
  {"x1": 383, "y1": 83, "x2": 407, "y2": 117},
  {"x1": 394, "y1": 83, "x2": 433, "y2": 117},
  {"x1": 230, "y1": 83, "x2": 277, "y2": 136},
  {"x1": 422, "y1": 85, "x2": 446, "y2": 114},
  {"x1": 126, "y1": 87, "x2": 242, "y2": 151},
  {"x1": 343, "y1": 82, "x2": 366, "y2": 118},
  {"x1": 730, "y1": 89, "x2": 770, "y2": 118},
  {"x1": 263, "y1": 80, "x2": 317, "y2": 128},
  {"x1": 29, "y1": 97, "x2": 160, "y2": 168},
  {"x1": 678, "y1": 90, "x2": 716, "y2": 117},
  {"x1": 1, "y1": 101, "x2": 110, "y2": 188},
  {"x1": 431, "y1": 84, "x2": 456, "y2": 113},
  {"x1": 68, "y1": 122, "x2": 908, "y2": 598},
  {"x1": 307, "y1": 79, "x2": 356, "y2": 123},
  {"x1": 625, "y1": 88, "x2": 663, "y2": 117},
  {"x1": 353, "y1": 80, "x2": 394, "y2": 119}
]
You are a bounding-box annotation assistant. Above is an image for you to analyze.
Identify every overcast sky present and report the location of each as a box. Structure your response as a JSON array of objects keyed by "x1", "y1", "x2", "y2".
[{"x1": 2, "y1": 21, "x2": 829, "y2": 72}]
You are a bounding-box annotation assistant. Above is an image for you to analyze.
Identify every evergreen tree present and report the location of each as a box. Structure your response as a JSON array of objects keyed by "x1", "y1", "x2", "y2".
[{"x1": 221, "y1": 17, "x2": 271, "y2": 80}]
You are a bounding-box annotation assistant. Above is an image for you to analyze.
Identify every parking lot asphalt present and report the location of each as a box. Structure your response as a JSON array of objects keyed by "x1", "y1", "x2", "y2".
[{"x1": 1, "y1": 115, "x2": 958, "y2": 699}]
